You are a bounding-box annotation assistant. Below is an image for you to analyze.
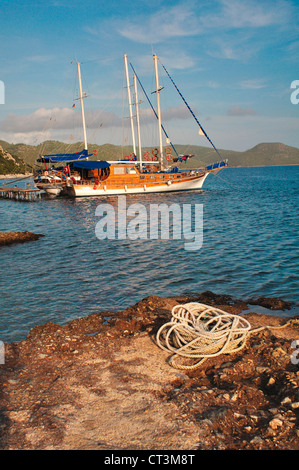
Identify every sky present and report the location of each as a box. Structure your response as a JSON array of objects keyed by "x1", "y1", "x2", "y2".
[{"x1": 0, "y1": 0, "x2": 298, "y2": 152}]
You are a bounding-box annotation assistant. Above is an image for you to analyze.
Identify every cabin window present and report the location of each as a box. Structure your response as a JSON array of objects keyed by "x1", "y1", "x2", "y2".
[
  {"x1": 126, "y1": 167, "x2": 137, "y2": 174},
  {"x1": 113, "y1": 167, "x2": 125, "y2": 175},
  {"x1": 159, "y1": 175, "x2": 165, "y2": 179},
  {"x1": 99, "y1": 167, "x2": 110, "y2": 181},
  {"x1": 150, "y1": 175, "x2": 155, "y2": 179},
  {"x1": 140, "y1": 175, "x2": 145, "y2": 179},
  {"x1": 176, "y1": 175, "x2": 181, "y2": 178}
]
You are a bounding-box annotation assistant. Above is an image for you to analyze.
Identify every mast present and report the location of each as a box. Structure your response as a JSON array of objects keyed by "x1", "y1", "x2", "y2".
[
  {"x1": 124, "y1": 54, "x2": 137, "y2": 158},
  {"x1": 130, "y1": 62, "x2": 178, "y2": 158},
  {"x1": 153, "y1": 54, "x2": 164, "y2": 170},
  {"x1": 133, "y1": 74, "x2": 142, "y2": 171},
  {"x1": 77, "y1": 62, "x2": 88, "y2": 151}
]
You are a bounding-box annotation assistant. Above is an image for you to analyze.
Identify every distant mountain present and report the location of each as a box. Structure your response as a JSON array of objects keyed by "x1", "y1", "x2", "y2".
[
  {"x1": 174, "y1": 142, "x2": 299, "y2": 168},
  {"x1": 233, "y1": 143, "x2": 299, "y2": 167},
  {"x1": 0, "y1": 140, "x2": 298, "y2": 174}
]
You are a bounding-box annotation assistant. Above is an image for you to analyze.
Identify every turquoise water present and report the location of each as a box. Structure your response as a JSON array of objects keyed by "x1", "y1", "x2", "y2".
[{"x1": 0, "y1": 166, "x2": 298, "y2": 342}]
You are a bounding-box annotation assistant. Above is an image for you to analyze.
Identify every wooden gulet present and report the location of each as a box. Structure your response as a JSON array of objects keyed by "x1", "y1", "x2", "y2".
[{"x1": 34, "y1": 55, "x2": 228, "y2": 198}]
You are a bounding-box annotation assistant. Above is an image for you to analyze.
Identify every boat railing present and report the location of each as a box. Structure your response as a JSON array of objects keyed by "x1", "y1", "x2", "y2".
[{"x1": 68, "y1": 169, "x2": 206, "y2": 187}]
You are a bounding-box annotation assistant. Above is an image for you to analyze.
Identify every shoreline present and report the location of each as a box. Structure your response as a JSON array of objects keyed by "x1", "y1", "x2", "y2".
[
  {"x1": 0, "y1": 173, "x2": 33, "y2": 180},
  {"x1": 1, "y1": 292, "x2": 298, "y2": 450},
  {"x1": 0, "y1": 165, "x2": 298, "y2": 181}
]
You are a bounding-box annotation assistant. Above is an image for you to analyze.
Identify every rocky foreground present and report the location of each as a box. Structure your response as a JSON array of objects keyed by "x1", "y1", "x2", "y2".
[{"x1": 0, "y1": 292, "x2": 298, "y2": 450}]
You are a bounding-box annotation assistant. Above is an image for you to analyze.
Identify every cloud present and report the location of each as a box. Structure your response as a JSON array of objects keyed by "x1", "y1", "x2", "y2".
[
  {"x1": 0, "y1": 103, "x2": 191, "y2": 139},
  {"x1": 133, "y1": 52, "x2": 196, "y2": 76},
  {"x1": 227, "y1": 105, "x2": 256, "y2": 116},
  {"x1": 8, "y1": 131, "x2": 52, "y2": 146},
  {"x1": 285, "y1": 39, "x2": 299, "y2": 61},
  {"x1": 207, "y1": 40, "x2": 242, "y2": 60},
  {"x1": 210, "y1": 0, "x2": 291, "y2": 29},
  {"x1": 163, "y1": 103, "x2": 193, "y2": 121},
  {"x1": 111, "y1": 0, "x2": 295, "y2": 66},
  {"x1": 25, "y1": 55, "x2": 56, "y2": 63},
  {"x1": 138, "y1": 103, "x2": 191, "y2": 123},
  {"x1": 210, "y1": 114, "x2": 299, "y2": 150},
  {"x1": 0, "y1": 107, "x2": 121, "y2": 133},
  {"x1": 2, "y1": 114, "x2": 299, "y2": 151},
  {"x1": 207, "y1": 81, "x2": 220, "y2": 89},
  {"x1": 202, "y1": 1, "x2": 296, "y2": 61},
  {"x1": 0, "y1": 108, "x2": 78, "y2": 133},
  {"x1": 116, "y1": 0, "x2": 292, "y2": 47},
  {"x1": 239, "y1": 79, "x2": 267, "y2": 89},
  {"x1": 117, "y1": 4, "x2": 200, "y2": 44}
]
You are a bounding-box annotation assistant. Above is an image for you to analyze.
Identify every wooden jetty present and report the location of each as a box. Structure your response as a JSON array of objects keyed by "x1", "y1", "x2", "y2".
[{"x1": 0, "y1": 186, "x2": 42, "y2": 201}]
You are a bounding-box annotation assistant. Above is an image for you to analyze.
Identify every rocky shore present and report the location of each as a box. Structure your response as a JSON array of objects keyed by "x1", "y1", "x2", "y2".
[
  {"x1": 0, "y1": 231, "x2": 44, "y2": 246},
  {"x1": 0, "y1": 292, "x2": 298, "y2": 450}
]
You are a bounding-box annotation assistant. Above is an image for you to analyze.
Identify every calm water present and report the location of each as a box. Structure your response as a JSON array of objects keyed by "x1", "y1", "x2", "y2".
[{"x1": 0, "y1": 166, "x2": 298, "y2": 342}]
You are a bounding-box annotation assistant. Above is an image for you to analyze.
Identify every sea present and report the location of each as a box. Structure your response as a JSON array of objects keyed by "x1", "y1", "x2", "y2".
[{"x1": 0, "y1": 165, "x2": 298, "y2": 343}]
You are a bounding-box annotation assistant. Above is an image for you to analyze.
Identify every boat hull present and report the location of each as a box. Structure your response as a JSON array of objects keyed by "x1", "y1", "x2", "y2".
[
  {"x1": 66, "y1": 173, "x2": 209, "y2": 197},
  {"x1": 35, "y1": 183, "x2": 63, "y2": 196}
]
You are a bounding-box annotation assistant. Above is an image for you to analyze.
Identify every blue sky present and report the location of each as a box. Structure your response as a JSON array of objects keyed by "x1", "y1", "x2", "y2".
[{"x1": 0, "y1": 0, "x2": 298, "y2": 152}]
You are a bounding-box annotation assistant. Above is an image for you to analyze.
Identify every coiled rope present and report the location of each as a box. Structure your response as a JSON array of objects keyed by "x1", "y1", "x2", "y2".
[{"x1": 156, "y1": 302, "x2": 298, "y2": 370}]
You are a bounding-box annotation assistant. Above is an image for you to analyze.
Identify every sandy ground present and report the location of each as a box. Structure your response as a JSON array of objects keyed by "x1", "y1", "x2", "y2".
[{"x1": 0, "y1": 293, "x2": 298, "y2": 450}]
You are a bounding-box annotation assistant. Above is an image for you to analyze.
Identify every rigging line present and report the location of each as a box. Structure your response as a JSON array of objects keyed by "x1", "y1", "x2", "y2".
[
  {"x1": 208, "y1": 168, "x2": 235, "y2": 188},
  {"x1": 158, "y1": 58, "x2": 224, "y2": 162},
  {"x1": 210, "y1": 157, "x2": 241, "y2": 188},
  {"x1": 86, "y1": 121, "x2": 103, "y2": 142},
  {"x1": 129, "y1": 62, "x2": 178, "y2": 157},
  {"x1": 1, "y1": 174, "x2": 33, "y2": 186}
]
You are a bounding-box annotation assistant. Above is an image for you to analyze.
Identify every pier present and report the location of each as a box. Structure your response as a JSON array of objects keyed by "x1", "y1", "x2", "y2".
[{"x1": 0, "y1": 186, "x2": 42, "y2": 201}]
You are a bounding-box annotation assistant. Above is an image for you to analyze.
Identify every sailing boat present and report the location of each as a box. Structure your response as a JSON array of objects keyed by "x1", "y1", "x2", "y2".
[
  {"x1": 34, "y1": 61, "x2": 93, "y2": 196},
  {"x1": 34, "y1": 55, "x2": 227, "y2": 197}
]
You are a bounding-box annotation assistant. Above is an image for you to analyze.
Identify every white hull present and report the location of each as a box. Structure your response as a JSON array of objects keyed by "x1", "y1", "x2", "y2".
[
  {"x1": 35, "y1": 183, "x2": 63, "y2": 196},
  {"x1": 47, "y1": 188, "x2": 63, "y2": 196},
  {"x1": 67, "y1": 173, "x2": 209, "y2": 197}
]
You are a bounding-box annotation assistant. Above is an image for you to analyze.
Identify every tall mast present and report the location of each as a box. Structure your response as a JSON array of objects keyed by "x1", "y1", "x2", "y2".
[
  {"x1": 133, "y1": 74, "x2": 142, "y2": 171},
  {"x1": 124, "y1": 54, "x2": 136, "y2": 158},
  {"x1": 153, "y1": 54, "x2": 164, "y2": 170},
  {"x1": 77, "y1": 62, "x2": 88, "y2": 151}
]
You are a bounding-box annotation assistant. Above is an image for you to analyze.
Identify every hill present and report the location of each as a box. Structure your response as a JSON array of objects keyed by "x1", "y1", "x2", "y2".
[
  {"x1": 0, "y1": 144, "x2": 28, "y2": 175},
  {"x1": 0, "y1": 140, "x2": 298, "y2": 174},
  {"x1": 234, "y1": 143, "x2": 299, "y2": 167}
]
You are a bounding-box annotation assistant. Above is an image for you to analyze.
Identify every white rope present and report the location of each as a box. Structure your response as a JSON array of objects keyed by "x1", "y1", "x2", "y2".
[{"x1": 156, "y1": 302, "x2": 298, "y2": 370}]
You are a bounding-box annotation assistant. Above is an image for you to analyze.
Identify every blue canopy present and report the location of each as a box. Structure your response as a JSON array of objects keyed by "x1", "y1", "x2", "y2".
[
  {"x1": 72, "y1": 160, "x2": 110, "y2": 170},
  {"x1": 37, "y1": 148, "x2": 93, "y2": 163}
]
